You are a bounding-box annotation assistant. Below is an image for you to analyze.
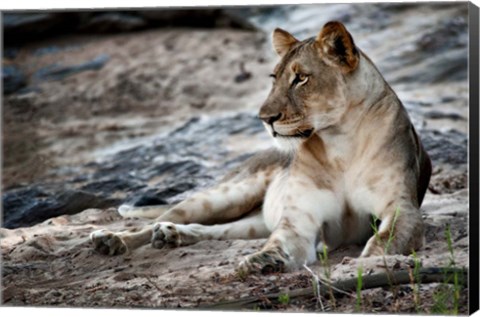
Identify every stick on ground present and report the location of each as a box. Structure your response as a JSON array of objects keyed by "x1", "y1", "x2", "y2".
[{"x1": 202, "y1": 267, "x2": 468, "y2": 310}]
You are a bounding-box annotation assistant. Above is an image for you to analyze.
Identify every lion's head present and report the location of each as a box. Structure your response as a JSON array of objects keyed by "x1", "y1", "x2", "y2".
[{"x1": 259, "y1": 21, "x2": 365, "y2": 151}]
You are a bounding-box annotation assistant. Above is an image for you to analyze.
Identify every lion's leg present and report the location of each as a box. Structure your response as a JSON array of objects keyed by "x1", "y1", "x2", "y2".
[
  {"x1": 237, "y1": 188, "x2": 340, "y2": 274},
  {"x1": 156, "y1": 171, "x2": 272, "y2": 225},
  {"x1": 150, "y1": 209, "x2": 269, "y2": 248},
  {"x1": 90, "y1": 170, "x2": 274, "y2": 255},
  {"x1": 90, "y1": 228, "x2": 154, "y2": 255},
  {"x1": 236, "y1": 219, "x2": 317, "y2": 274},
  {"x1": 360, "y1": 199, "x2": 424, "y2": 257}
]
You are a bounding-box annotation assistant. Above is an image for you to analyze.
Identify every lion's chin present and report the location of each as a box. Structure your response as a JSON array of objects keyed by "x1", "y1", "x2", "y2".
[
  {"x1": 263, "y1": 123, "x2": 314, "y2": 152},
  {"x1": 273, "y1": 128, "x2": 314, "y2": 138},
  {"x1": 272, "y1": 134, "x2": 310, "y2": 153}
]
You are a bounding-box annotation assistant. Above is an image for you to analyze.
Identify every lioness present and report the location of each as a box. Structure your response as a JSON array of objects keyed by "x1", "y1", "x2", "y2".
[{"x1": 91, "y1": 21, "x2": 431, "y2": 274}]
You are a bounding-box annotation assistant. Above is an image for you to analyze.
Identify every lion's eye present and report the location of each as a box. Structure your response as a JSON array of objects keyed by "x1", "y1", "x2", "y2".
[{"x1": 292, "y1": 73, "x2": 308, "y2": 87}]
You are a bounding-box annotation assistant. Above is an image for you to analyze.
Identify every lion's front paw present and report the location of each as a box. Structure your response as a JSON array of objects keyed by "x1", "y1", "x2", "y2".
[
  {"x1": 237, "y1": 248, "x2": 290, "y2": 276},
  {"x1": 360, "y1": 238, "x2": 386, "y2": 257},
  {"x1": 151, "y1": 222, "x2": 181, "y2": 249},
  {"x1": 90, "y1": 229, "x2": 128, "y2": 255}
]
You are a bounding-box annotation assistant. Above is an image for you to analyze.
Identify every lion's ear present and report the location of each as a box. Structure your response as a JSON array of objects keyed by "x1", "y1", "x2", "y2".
[
  {"x1": 316, "y1": 21, "x2": 359, "y2": 73},
  {"x1": 272, "y1": 28, "x2": 299, "y2": 57}
]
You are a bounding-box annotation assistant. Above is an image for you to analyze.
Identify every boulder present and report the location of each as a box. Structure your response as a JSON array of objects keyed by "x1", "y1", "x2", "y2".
[
  {"x1": 32, "y1": 54, "x2": 110, "y2": 82},
  {"x1": 2, "y1": 65, "x2": 26, "y2": 95},
  {"x1": 2, "y1": 112, "x2": 263, "y2": 228},
  {"x1": 3, "y1": 189, "x2": 116, "y2": 229},
  {"x1": 77, "y1": 12, "x2": 147, "y2": 32},
  {"x1": 3, "y1": 10, "x2": 257, "y2": 46}
]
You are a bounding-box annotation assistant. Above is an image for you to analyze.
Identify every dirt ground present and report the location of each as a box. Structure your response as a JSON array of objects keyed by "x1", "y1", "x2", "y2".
[
  {"x1": 1, "y1": 4, "x2": 471, "y2": 314},
  {"x1": 0, "y1": 187, "x2": 469, "y2": 312}
]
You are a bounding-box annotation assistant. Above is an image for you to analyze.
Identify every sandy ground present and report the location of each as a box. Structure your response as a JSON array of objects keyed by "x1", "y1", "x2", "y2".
[
  {"x1": 0, "y1": 189, "x2": 469, "y2": 312},
  {"x1": 1, "y1": 3, "x2": 471, "y2": 313}
]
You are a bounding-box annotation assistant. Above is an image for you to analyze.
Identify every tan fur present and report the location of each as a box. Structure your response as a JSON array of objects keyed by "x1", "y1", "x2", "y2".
[
  {"x1": 272, "y1": 28, "x2": 299, "y2": 57},
  {"x1": 90, "y1": 21, "x2": 431, "y2": 275}
]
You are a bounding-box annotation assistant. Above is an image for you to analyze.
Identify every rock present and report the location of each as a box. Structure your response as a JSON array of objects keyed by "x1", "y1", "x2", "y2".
[
  {"x1": 234, "y1": 62, "x2": 252, "y2": 83},
  {"x1": 4, "y1": 48, "x2": 19, "y2": 59},
  {"x1": 375, "y1": 3, "x2": 425, "y2": 11},
  {"x1": 2, "y1": 112, "x2": 263, "y2": 228},
  {"x1": 419, "y1": 50, "x2": 468, "y2": 84},
  {"x1": 33, "y1": 45, "x2": 81, "y2": 57},
  {"x1": 138, "y1": 9, "x2": 257, "y2": 30},
  {"x1": 416, "y1": 16, "x2": 468, "y2": 53},
  {"x1": 34, "y1": 46, "x2": 64, "y2": 56},
  {"x1": 80, "y1": 177, "x2": 146, "y2": 196},
  {"x1": 3, "y1": 13, "x2": 59, "y2": 32},
  {"x1": 424, "y1": 111, "x2": 465, "y2": 121},
  {"x1": 127, "y1": 193, "x2": 169, "y2": 207},
  {"x1": 3, "y1": 13, "x2": 74, "y2": 45},
  {"x1": 420, "y1": 129, "x2": 468, "y2": 166},
  {"x1": 2, "y1": 189, "x2": 115, "y2": 229},
  {"x1": 142, "y1": 160, "x2": 203, "y2": 181},
  {"x1": 78, "y1": 13, "x2": 147, "y2": 32},
  {"x1": 385, "y1": 49, "x2": 467, "y2": 85},
  {"x1": 32, "y1": 54, "x2": 110, "y2": 82},
  {"x1": 2, "y1": 65, "x2": 27, "y2": 95},
  {"x1": 127, "y1": 182, "x2": 197, "y2": 207},
  {"x1": 3, "y1": 10, "x2": 257, "y2": 46}
]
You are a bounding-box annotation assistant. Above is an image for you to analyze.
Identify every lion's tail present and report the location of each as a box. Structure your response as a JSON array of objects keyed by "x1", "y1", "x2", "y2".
[{"x1": 117, "y1": 204, "x2": 171, "y2": 219}]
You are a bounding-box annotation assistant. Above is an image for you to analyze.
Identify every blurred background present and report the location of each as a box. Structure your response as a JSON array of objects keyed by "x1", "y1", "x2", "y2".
[{"x1": 2, "y1": 3, "x2": 468, "y2": 228}]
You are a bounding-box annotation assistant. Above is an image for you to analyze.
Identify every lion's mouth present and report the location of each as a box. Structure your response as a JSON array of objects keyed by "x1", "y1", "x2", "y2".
[{"x1": 272, "y1": 128, "x2": 314, "y2": 138}]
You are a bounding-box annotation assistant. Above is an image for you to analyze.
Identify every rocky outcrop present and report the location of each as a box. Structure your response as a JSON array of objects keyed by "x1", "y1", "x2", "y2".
[
  {"x1": 32, "y1": 54, "x2": 110, "y2": 82},
  {"x1": 3, "y1": 10, "x2": 257, "y2": 46},
  {"x1": 2, "y1": 65, "x2": 26, "y2": 95},
  {"x1": 2, "y1": 3, "x2": 469, "y2": 231},
  {"x1": 2, "y1": 112, "x2": 263, "y2": 228},
  {"x1": 2, "y1": 9, "x2": 258, "y2": 95}
]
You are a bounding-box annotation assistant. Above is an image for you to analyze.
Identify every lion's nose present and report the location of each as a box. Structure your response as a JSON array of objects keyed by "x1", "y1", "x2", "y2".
[{"x1": 259, "y1": 113, "x2": 282, "y2": 125}]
